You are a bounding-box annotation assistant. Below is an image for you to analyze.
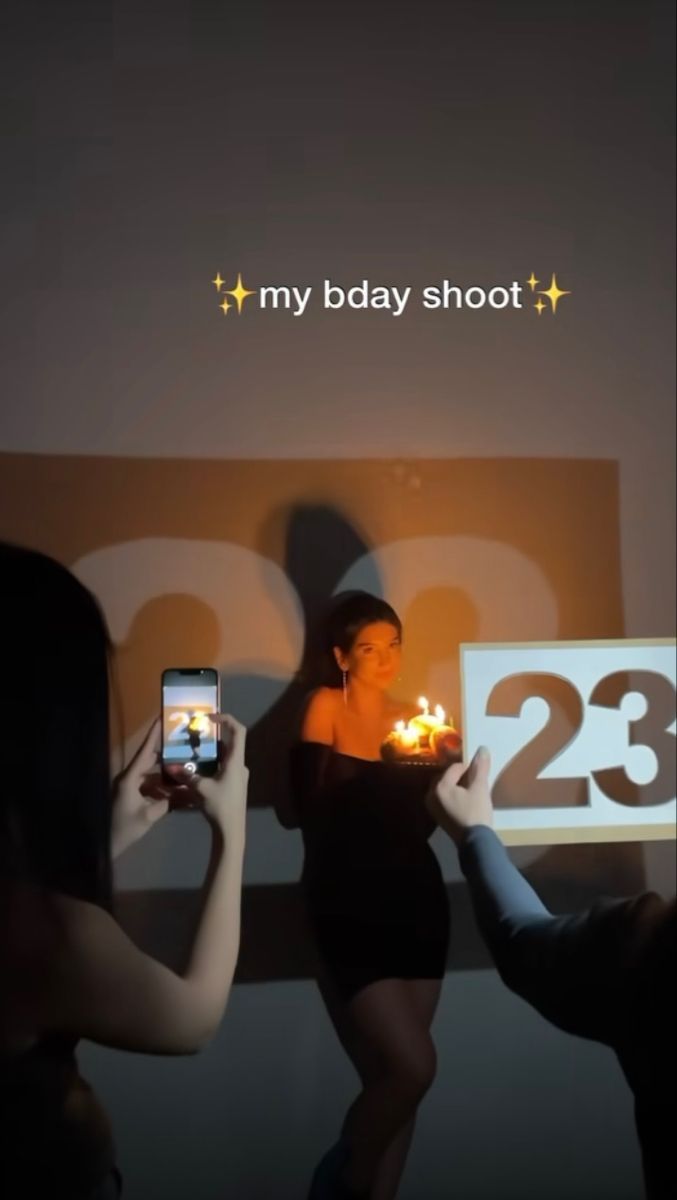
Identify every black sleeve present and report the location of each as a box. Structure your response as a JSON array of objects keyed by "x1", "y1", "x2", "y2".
[
  {"x1": 458, "y1": 825, "x2": 650, "y2": 1045},
  {"x1": 289, "y1": 741, "x2": 333, "y2": 829}
]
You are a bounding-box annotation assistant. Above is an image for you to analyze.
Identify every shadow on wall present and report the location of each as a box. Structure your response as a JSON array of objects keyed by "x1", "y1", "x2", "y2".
[
  {"x1": 0, "y1": 452, "x2": 648, "y2": 982},
  {"x1": 114, "y1": 842, "x2": 648, "y2": 985},
  {"x1": 232, "y1": 502, "x2": 380, "y2": 825}
]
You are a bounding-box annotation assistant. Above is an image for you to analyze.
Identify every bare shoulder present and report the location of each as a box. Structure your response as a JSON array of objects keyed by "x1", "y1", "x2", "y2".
[
  {"x1": 48, "y1": 889, "x2": 113, "y2": 942},
  {"x1": 301, "y1": 687, "x2": 340, "y2": 743},
  {"x1": 2, "y1": 883, "x2": 112, "y2": 990},
  {"x1": 306, "y1": 687, "x2": 341, "y2": 714}
]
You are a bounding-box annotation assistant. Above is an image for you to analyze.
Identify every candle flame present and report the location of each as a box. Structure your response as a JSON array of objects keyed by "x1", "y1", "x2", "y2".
[{"x1": 389, "y1": 698, "x2": 454, "y2": 756}]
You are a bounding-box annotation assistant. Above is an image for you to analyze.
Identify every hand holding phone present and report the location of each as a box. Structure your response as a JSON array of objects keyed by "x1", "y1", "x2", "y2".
[
  {"x1": 111, "y1": 718, "x2": 171, "y2": 856},
  {"x1": 189, "y1": 715, "x2": 249, "y2": 837}
]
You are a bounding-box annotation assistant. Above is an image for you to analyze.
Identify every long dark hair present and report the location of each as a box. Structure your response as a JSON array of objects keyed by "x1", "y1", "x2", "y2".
[
  {"x1": 0, "y1": 543, "x2": 114, "y2": 910},
  {"x1": 321, "y1": 591, "x2": 403, "y2": 687}
]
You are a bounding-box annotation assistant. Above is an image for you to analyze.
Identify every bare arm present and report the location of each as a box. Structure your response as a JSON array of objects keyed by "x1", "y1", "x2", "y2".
[
  {"x1": 14, "y1": 718, "x2": 248, "y2": 1056},
  {"x1": 181, "y1": 814, "x2": 245, "y2": 1040},
  {"x1": 49, "y1": 819, "x2": 243, "y2": 1054}
]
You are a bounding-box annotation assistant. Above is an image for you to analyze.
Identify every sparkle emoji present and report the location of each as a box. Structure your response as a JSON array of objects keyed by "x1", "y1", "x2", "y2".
[
  {"x1": 538, "y1": 273, "x2": 571, "y2": 314},
  {"x1": 224, "y1": 273, "x2": 257, "y2": 314},
  {"x1": 526, "y1": 272, "x2": 539, "y2": 292},
  {"x1": 212, "y1": 272, "x2": 225, "y2": 292}
]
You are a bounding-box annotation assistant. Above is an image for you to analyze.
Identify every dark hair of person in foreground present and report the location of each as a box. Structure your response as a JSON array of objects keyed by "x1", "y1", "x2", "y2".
[{"x1": 0, "y1": 542, "x2": 248, "y2": 1199}]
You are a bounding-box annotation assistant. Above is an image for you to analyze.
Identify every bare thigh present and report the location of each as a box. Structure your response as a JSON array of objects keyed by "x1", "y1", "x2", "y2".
[
  {"x1": 402, "y1": 977, "x2": 443, "y2": 1028},
  {"x1": 317, "y1": 968, "x2": 443, "y2": 1086}
]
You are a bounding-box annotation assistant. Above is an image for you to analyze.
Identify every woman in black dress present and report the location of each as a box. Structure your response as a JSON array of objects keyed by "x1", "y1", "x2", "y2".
[{"x1": 291, "y1": 593, "x2": 450, "y2": 1200}]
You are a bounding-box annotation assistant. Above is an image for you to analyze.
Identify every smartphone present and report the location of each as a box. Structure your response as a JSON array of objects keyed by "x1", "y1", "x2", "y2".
[{"x1": 161, "y1": 668, "x2": 220, "y2": 780}]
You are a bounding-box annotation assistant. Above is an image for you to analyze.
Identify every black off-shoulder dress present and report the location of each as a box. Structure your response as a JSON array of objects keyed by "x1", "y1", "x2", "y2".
[{"x1": 291, "y1": 742, "x2": 450, "y2": 1002}]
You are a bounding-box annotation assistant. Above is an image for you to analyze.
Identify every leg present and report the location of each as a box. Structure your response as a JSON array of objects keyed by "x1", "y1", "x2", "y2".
[
  {"x1": 307, "y1": 965, "x2": 383, "y2": 1199},
  {"x1": 316, "y1": 962, "x2": 380, "y2": 1082},
  {"x1": 369, "y1": 978, "x2": 443, "y2": 1200},
  {"x1": 340, "y1": 978, "x2": 439, "y2": 1195},
  {"x1": 314, "y1": 965, "x2": 443, "y2": 1199}
]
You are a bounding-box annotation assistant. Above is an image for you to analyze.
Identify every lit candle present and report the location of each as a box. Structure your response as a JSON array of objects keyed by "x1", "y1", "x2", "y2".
[
  {"x1": 382, "y1": 698, "x2": 462, "y2": 764},
  {"x1": 409, "y1": 696, "x2": 444, "y2": 742},
  {"x1": 394, "y1": 719, "x2": 419, "y2": 751}
]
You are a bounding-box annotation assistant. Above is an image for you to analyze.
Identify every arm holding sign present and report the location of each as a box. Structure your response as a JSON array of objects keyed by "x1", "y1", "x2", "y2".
[
  {"x1": 428, "y1": 750, "x2": 675, "y2": 1200},
  {"x1": 427, "y1": 749, "x2": 668, "y2": 1041}
]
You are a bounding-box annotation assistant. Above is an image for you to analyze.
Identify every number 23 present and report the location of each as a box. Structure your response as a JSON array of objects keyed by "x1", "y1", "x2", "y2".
[{"x1": 487, "y1": 670, "x2": 676, "y2": 809}]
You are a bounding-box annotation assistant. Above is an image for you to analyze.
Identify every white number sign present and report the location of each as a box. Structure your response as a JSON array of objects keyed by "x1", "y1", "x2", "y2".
[{"x1": 460, "y1": 640, "x2": 676, "y2": 844}]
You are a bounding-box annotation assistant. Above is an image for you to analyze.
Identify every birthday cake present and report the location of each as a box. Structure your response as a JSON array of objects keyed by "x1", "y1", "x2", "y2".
[{"x1": 381, "y1": 698, "x2": 463, "y2": 767}]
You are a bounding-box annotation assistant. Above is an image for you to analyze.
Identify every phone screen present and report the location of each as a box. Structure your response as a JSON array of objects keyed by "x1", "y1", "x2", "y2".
[{"x1": 161, "y1": 668, "x2": 219, "y2": 773}]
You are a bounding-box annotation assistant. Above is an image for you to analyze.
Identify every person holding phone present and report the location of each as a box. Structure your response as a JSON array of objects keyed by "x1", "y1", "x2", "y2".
[
  {"x1": 0, "y1": 542, "x2": 248, "y2": 1199},
  {"x1": 290, "y1": 592, "x2": 450, "y2": 1200},
  {"x1": 428, "y1": 748, "x2": 676, "y2": 1200}
]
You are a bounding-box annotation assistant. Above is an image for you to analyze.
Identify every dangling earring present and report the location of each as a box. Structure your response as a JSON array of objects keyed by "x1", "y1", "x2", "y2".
[{"x1": 342, "y1": 669, "x2": 348, "y2": 706}]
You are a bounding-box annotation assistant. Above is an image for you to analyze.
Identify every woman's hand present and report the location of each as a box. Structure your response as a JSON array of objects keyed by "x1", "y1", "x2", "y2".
[
  {"x1": 190, "y1": 716, "x2": 249, "y2": 840},
  {"x1": 426, "y1": 746, "x2": 494, "y2": 846},
  {"x1": 111, "y1": 719, "x2": 170, "y2": 858}
]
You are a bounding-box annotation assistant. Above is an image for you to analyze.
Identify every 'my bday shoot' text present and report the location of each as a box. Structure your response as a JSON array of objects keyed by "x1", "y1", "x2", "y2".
[{"x1": 211, "y1": 273, "x2": 572, "y2": 317}]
